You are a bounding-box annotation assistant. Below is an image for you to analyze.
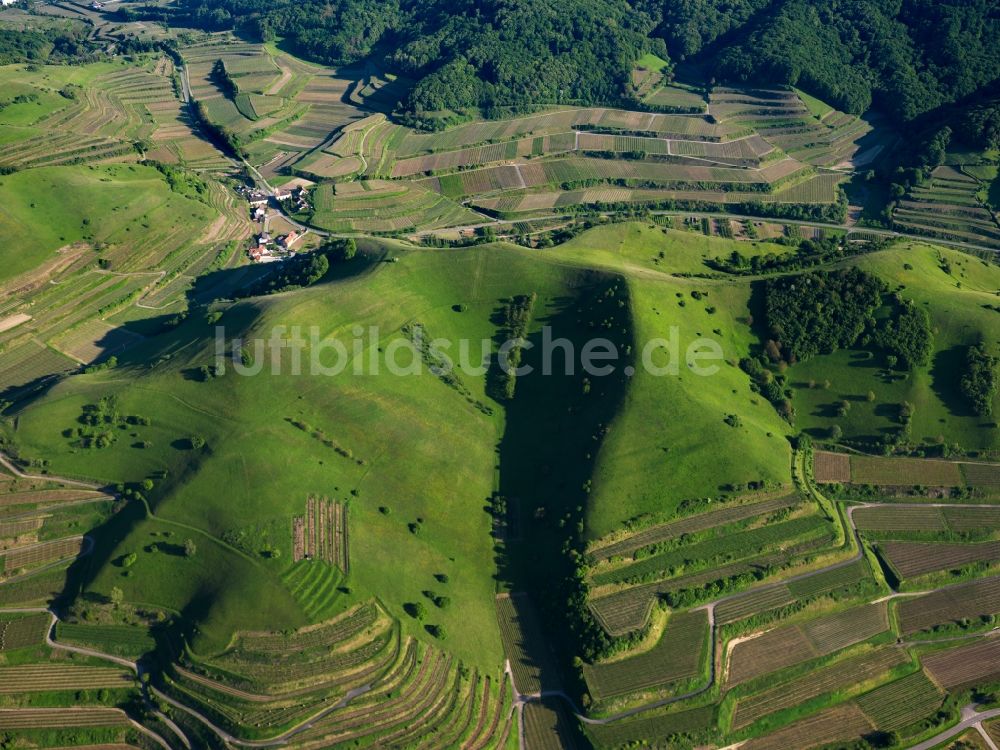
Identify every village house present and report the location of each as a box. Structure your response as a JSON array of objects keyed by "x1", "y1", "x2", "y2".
[
  {"x1": 274, "y1": 188, "x2": 292, "y2": 202},
  {"x1": 277, "y1": 231, "x2": 300, "y2": 249},
  {"x1": 246, "y1": 190, "x2": 269, "y2": 207},
  {"x1": 253, "y1": 206, "x2": 266, "y2": 221}
]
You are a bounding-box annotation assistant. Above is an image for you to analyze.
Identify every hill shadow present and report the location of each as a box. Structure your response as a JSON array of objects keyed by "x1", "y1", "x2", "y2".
[
  {"x1": 931, "y1": 345, "x2": 975, "y2": 418},
  {"x1": 493, "y1": 272, "x2": 632, "y2": 707}
]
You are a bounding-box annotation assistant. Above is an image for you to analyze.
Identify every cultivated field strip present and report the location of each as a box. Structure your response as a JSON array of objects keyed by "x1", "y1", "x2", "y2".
[
  {"x1": 730, "y1": 647, "x2": 908, "y2": 730},
  {"x1": 0, "y1": 564, "x2": 71, "y2": 606},
  {"x1": 586, "y1": 704, "x2": 716, "y2": 748},
  {"x1": 591, "y1": 515, "x2": 832, "y2": 587},
  {"x1": 801, "y1": 602, "x2": 889, "y2": 652},
  {"x1": 824, "y1": 453, "x2": 1000, "y2": 490},
  {"x1": 813, "y1": 451, "x2": 851, "y2": 482},
  {"x1": 0, "y1": 515, "x2": 44, "y2": 538},
  {"x1": 962, "y1": 463, "x2": 1000, "y2": 487},
  {"x1": 898, "y1": 575, "x2": 1000, "y2": 634},
  {"x1": 292, "y1": 495, "x2": 348, "y2": 571},
  {"x1": 921, "y1": 637, "x2": 1000, "y2": 688},
  {"x1": 523, "y1": 698, "x2": 580, "y2": 750},
  {"x1": 855, "y1": 506, "x2": 1000, "y2": 534},
  {"x1": 853, "y1": 506, "x2": 949, "y2": 532},
  {"x1": 588, "y1": 493, "x2": 800, "y2": 562},
  {"x1": 0, "y1": 664, "x2": 132, "y2": 693},
  {"x1": 497, "y1": 592, "x2": 561, "y2": 695},
  {"x1": 881, "y1": 540, "x2": 1000, "y2": 580},
  {"x1": 0, "y1": 612, "x2": 51, "y2": 650},
  {"x1": 726, "y1": 602, "x2": 888, "y2": 686},
  {"x1": 850, "y1": 455, "x2": 964, "y2": 486},
  {"x1": 0, "y1": 535, "x2": 84, "y2": 573},
  {"x1": 737, "y1": 703, "x2": 874, "y2": 750},
  {"x1": 55, "y1": 622, "x2": 156, "y2": 659},
  {"x1": 0, "y1": 707, "x2": 129, "y2": 729},
  {"x1": 713, "y1": 559, "x2": 872, "y2": 629},
  {"x1": 714, "y1": 584, "x2": 796, "y2": 625},
  {"x1": 855, "y1": 669, "x2": 944, "y2": 730},
  {"x1": 727, "y1": 626, "x2": 816, "y2": 687}
]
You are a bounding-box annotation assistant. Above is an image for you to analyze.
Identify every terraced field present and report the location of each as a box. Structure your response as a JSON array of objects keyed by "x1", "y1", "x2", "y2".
[
  {"x1": 0, "y1": 612, "x2": 51, "y2": 650},
  {"x1": 588, "y1": 493, "x2": 802, "y2": 563},
  {"x1": 497, "y1": 593, "x2": 561, "y2": 695},
  {"x1": 855, "y1": 505, "x2": 1000, "y2": 534},
  {"x1": 55, "y1": 622, "x2": 156, "y2": 658},
  {"x1": 921, "y1": 637, "x2": 1000, "y2": 688},
  {"x1": 149, "y1": 594, "x2": 509, "y2": 747},
  {"x1": 894, "y1": 164, "x2": 1000, "y2": 249},
  {"x1": 0, "y1": 160, "x2": 250, "y2": 394},
  {"x1": 583, "y1": 609, "x2": 709, "y2": 701},
  {"x1": 897, "y1": 575, "x2": 1000, "y2": 634},
  {"x1": 709, "y1": 87, "x2": 874, "y2": 168},
  {"x1": 736, "y1": 703, "x2": 873, "y2": 750},
  {"x1": 309, "y1": 180, "x2": 479, "y2": 233},
  {"x1": 855, "y1": 669, "x2": 944, "y2": 730},
  {"x1": 0, "y1": 664, "x2": 133, "y2": 693},
  {"x1": 524, "y1": 698, "x2": 581, "y2": 750},
  {"x1": 276, "y1": 85, "x2": 856, "y2": 227},
  {"x1": 729, "y1": 647, "x2": 908, "y2": 730},
  {"x1": 591, "y1": 515, "x2": 831, "y2": 587},
  {"x1": 881, "y1": 540, "x2": 1000, "y2": 580},
  {"x1": 726, "y1": 602, "x2": 889, "y2": 686}
]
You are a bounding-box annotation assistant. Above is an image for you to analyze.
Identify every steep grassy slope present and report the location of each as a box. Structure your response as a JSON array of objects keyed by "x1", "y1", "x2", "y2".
[
  {"x1": 0, "y1": 164, "x2": 217, "y2": 284},
  {"x1": 5, "y1": 241, "x2": 623, "y2": 667}
]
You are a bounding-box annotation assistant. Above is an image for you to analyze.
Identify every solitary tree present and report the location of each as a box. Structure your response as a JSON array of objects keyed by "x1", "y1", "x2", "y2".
[{"x1": 184, "y1": 539, "x2": 197, "y2": 557}]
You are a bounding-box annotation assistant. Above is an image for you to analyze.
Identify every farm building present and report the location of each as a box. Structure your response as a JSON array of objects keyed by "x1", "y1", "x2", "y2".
[{"x1": 246, "y1": 190, "x2": 269, "y2": 207}]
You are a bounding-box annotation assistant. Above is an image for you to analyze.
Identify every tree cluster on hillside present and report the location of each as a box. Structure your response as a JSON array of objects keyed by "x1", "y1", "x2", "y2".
[
  {"x1": 869, "y1": 297, "x2": 932, "y2": 370},
  {"x1": 762, "y1": 268, "x2": 932, "y2": 369},
  {"x1": 955, "y1": 101, "x2": 1000, "y2": 152},
  {"x1": 0, "y1": 27, "x2": 96, "y2": 64},
  {"x1": 486, "y1": 293, "x2": 536, "y2": 401},
  {"x1": 127, "y1": 0, "x2": 999, "y2": 128},
  {"x1": 763, "y1": 268, "x2": 886, "y2": 363},
  {"x1": 703, "y1": 0, "x2": 1000, "y2": 123},
  {"x1": 653, "y1": 0, "x2": 776, "y2": 60},
  {"x1": 707, "y1": 235, "x2": 893, "y2": 276},
  {"x1": 162, "y1": 0, "x2": 661, "y2": 121},
  {"x1": 960, "y1": 342, "x2": 998, "y2": 417}
]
